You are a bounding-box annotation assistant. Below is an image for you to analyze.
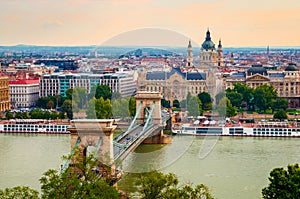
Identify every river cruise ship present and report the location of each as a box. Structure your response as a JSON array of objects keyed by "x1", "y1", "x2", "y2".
[
  {"x1": 0, "y1": 119, "x2": 70, "y2": 134},
  {"x1": 172, "y1": 121, "x2": 300, "y2": 137}
]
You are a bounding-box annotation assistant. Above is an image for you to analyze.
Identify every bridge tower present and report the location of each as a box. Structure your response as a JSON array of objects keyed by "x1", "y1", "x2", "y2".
[
  {"x1": 68, "y1": 119, "x2": 117, "y2": 165},
  {"x1": 135, "y1": 91, "x2": 162, "y2": 126}
]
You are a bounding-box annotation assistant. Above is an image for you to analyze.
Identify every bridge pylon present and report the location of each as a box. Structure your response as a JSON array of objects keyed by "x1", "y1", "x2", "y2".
[
  {"x1": 68, "y1": 119, "x2": 117, "y2": 165},
  {"x1": 135, "y1": 91, "x2": 162, "y2": 126}
]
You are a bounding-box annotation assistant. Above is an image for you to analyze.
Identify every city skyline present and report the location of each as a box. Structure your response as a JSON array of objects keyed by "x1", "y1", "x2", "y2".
[{"x1": 1, "y1": 0, "x2": 300, "y2": 47}]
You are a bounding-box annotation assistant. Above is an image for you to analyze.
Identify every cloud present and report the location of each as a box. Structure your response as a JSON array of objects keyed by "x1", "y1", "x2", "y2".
[{"x1": 43, "y1": 20, "x2": 64, "y2": 29}]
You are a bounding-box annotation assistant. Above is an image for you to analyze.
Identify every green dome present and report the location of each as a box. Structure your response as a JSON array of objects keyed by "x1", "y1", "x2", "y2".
[
  {"x1": 202, "y1": 30, "x2": 215, "y2": 50},
  {"x1": 285, "y1": 63, "x2": 298, "y2": 71}
]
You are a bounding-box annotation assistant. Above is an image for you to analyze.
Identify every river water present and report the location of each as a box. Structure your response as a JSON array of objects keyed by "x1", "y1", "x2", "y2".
[{"x1": 1, "y1": 134, "x2": 300, "y2": 199}]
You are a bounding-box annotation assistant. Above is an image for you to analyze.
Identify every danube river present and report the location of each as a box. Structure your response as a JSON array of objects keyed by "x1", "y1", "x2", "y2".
[{"x1": 1, "y1": 134, "x2": 300, "y2": 199}]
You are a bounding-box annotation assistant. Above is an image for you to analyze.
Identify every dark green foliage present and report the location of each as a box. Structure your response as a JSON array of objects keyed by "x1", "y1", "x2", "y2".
[
  {"x1": 61, "y1": 99, "x2": 73, "y2": 119},
  {"x1": 198, "y1": 92, "x2": 212, "y2": 110},
  {"x1": 271, "y1": 98, "x2": 288, "y2": 112},
  {"x1": 161, "y1": 99, "x2": 171, "y2": 108},
  {"x1": 254, "y1": 84, "x2": 277, "y2": 112},
  {"x1": 95, "y1": 85, "x2": 112, "y2": 100},
  {"x1": 136, "y1": 170, "x2": 214, "y2": 199},
  {"x1": 129, "y1": 97, "x2": 136, "y2": 117},
  {"x1": 262, "y1": 164, "x2": 300, "y2": 199},
  {"x1": 0, "y1": 186, "x2": 39, "y2": 199},
  {"x1": 40, "y1": 150, "x2": 120, "y2": 199},
  {"x1": 173, "y1": 100, "x2": 180, "y2": 108},
  {"x1": 86, "y1": 97, "x2": 112, "y2": 119},
  {"x1": 273, "y1": 110, "x2": 288, "y2": 120},
  {"x1": 5, "y1": 112, "x2": 13, "y2": 120}
]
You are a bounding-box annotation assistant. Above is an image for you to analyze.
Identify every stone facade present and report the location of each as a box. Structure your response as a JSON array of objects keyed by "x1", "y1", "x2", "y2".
[
  {"x1": 0, "y1": 75, "x2": 10, "y2": 112},
  {"x1": 225, "y1": 64, "x2": 300, "y2": 108}
]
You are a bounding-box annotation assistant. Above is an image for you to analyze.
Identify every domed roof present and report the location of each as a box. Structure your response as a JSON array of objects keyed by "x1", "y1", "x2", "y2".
[
  {"x1": 247, "y1": 65, "x2": 267, "y2": 76},
  {"x1": 285, "y1": 63, "x2": 298, "y2": 71},
  {"x1": 202, "y1": 30, "x2": 215, "y2": 50}
]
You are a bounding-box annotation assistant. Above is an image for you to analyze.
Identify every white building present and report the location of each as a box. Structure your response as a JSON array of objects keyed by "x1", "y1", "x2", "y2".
[
  {"x1": 40, "y1": 72, "x2": 136, "y2": 98},
  {"x1": 9, "y1": 79, "x2": 40, "y2": 108}
]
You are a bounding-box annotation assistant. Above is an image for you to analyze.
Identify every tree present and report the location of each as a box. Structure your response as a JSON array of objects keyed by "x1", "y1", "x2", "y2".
[
  {"x1": 271, "y1": 98, "x2": 288, "y2": 112},
  {"x1": 62, "y1": 99, "x2": 73, "y2": 120},
  {"x1": 66, "y1": 88, "x2": 73, "y2": 100},
  {"x1": 112, "y1": 98, "x2": 129, "y2": 118},
  {"x1": 226, "y1": 91, "x2": 243, "y2": 108},
  {"x1": 129, "y1": 97, "x2": 136, "y2": 117},
  {"x1": 5, "y1": 112, "x2": 13, "y2": 120},
  {"x1": 86, "y1": 97, "x2": 112, "y2": 119},
  {"x1": 40, "y1": 150, "x2": 120, "y2": 199},
  {"x1": 217, "y1": 97, "x2": 237, "y2": 118},
  {"x1": 232, "y1": 83, "x2": 254, "y2": 107},
  {"x1": 46, "y1": 100, "x2": 55, "y2": 109},
  {"x1": 173, "y1": 100, "x2": 180, "y2": 108},
  {"x1": 198, "y1": 92, "x2": 212, "y2": 110},
  {"x1": 273, "y1": 110, "x2": 288, "y2": 120},
  {"x1": 136, "y1": 170, "x2": 214, "y2": 199},
  {"x1": 72, "y1": 87, "x2": 88, "y2": 109},
  {"x1": 262, "y1": 164, "x2": 300, "y2": 199},
  {"x1": 215, "y1": 92, "x2": 226, "y2": 105},
  {"x1": 161, "y1": 99, "x2": 170, "y2": 108},
  {"x1": 95, "y1": 85, "x2": 112, "y2": 100},
  {"x1": 254, "y1": 84, "x2": 277, "y2": 112},
  {"x1": 0, "y1": 186, "x2": 39, "y2": 199},
  {"x1": 30, "y1": 109, "x2": 44, "y2": 119},
  {"x1": 187, "y1": 96, "x2": 201, "y2": 117}
]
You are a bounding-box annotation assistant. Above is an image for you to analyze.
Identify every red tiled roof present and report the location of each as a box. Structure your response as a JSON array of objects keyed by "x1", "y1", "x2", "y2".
[{"x1": 9, "y1": 79, "x2": 39, "y2": 85}]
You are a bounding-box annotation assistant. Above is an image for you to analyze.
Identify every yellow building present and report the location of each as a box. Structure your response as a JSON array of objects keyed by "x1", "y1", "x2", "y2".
[
  {"x1": 225, "y1": 64, "x2": 300, "y2": 108},
  {"x1": 0, "y1": 75, "x2": 10, "y2": 112}
]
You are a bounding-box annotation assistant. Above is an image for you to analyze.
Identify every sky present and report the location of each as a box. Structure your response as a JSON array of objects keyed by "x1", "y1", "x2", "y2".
[{"x1": 1, "y1": 0, "x2": 300, "y2": 47}]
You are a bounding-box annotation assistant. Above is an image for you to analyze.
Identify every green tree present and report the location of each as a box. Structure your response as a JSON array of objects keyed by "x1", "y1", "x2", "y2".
[
  {"x1": 262, "y1": 164, "x2": 300, "y2": 199},
  {"x1": 129, "y1": 97, "x2": 136, "y2": 117},
  {"x1": 30, "y1": 109, "x2": 44, "y2": 119},
  {"x1": 62, "y1": 99, "x2": 73, "y2": 120},
  {"x1": 173, "y1": 100, "x2": 180, "y2": 108},
  {"x1": 187, "y1": 96, "x2": 201, "y2": 117},
  {"x1": 217, "y1": 97, "x2": 237, "y2": 118},
  {"x1": 46, "y1": 100, "x2": 55, "y2": 109},
  {"x1": 0, "y1": 186, "x2": 39, "y2": 199},
  {"x1": 95, "y1": 85, "x2": 112, "y2": 100},
  {"x1": 86, "y1": 97, "x2": 112, "y2": 119},
  {"x1": 161, "y1": 99, "x2": 170, "y2": 108},
  {"x1": 66, "y1": 88, "x2": 73, "y2": 100},
  {"x1": 215, "y1": 92, "x2": 226, "y2": 105},
  {"x1": 72, "y1": 87, "x2": 88, "y2": 109},
  {"x1": 273, "y1": 110, "x2": 288, "y2": 120},
  {"x1": 232, "y1": 83, "x2": 254, "y2": 107},
  {"x1": 226, "y1": 90, "x2": 243, "y2": 108},
  {"x1": 40, "y1": 150, "x2": 120, "y2": 199},
  {"x1": 136, "y1": 170, "x2": 214, "y2": 199},
  {"x1": 254, "y1": 84, "x2": 277, "y2": 112},
  {"x1": 112, "y1": 98, "x2": 129, "y2": 118},
  {"x1": 5, "y1": 112, "x2": 13, "y2": 120},
  {"x1": 198, "y1": 92, "x2": 212, "y2": 110},
  {"x1": 271, "y1": 98, "x2": 288, "y2": 112}
]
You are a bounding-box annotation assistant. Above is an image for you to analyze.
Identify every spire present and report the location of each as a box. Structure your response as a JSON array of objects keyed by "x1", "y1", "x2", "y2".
[
  {"x1": 188, "y1": 40, "x2": 192, "y2": 48},
  {"x1": 205, "y1": 28, "x2": 211, "y2": 41},
  {"x1": 218, "y1": 39, "x2": 222, "y2": 48}
]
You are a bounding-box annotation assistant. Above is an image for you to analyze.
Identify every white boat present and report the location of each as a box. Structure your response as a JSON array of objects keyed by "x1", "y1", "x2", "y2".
[
  {"x1": 0, "y1": 119, "x2": 70, "y2": 134},
  {"x1": 172, "y1": 122, "x2": 300, "y2": 137}
]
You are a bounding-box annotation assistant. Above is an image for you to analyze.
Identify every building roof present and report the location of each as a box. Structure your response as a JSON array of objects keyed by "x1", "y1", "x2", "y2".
[
  {"x1": 285, "y1": 63, "x2": 298, "y2": 71},
  {"x1": 146, "y1": 67, "x2": 206, "y2": 80},
  {"x1": 247, "y1": 65, "x2": 267, "y2": 76},
  {"x1": 230, "y1": 72, "x2": 246, "y2": 78},
  {"x1": 9, "y1": 79, "x2": 39, "y2": 85},
  {"x1": 201, "y1": 30, "x2": 215, "y2": 50},
  {"x1": 269, "y1": 73, "x2": 285, "y2": 78}
]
